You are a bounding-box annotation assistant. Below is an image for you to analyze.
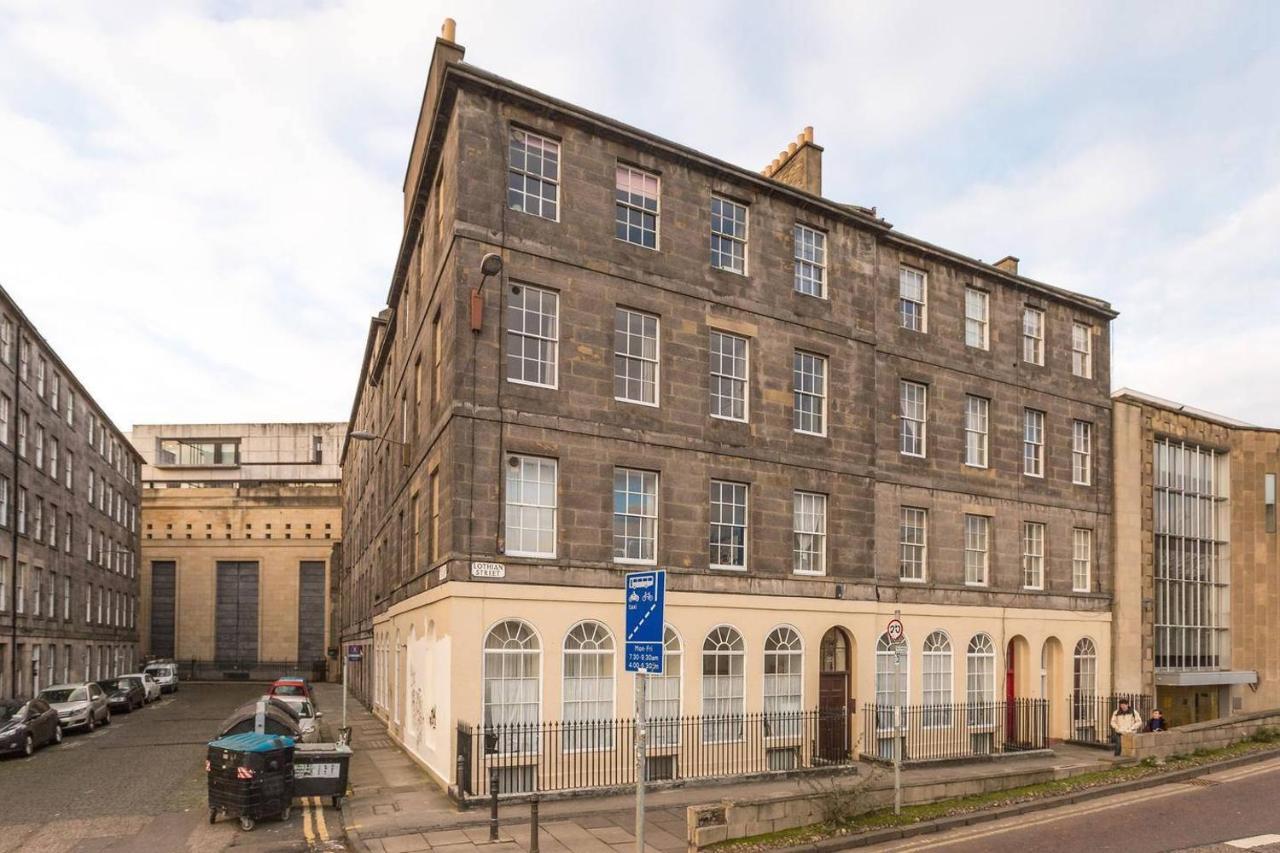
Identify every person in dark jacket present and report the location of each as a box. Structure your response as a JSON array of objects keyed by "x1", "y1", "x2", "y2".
[{"x1": 1147, "y1": 708, "x2": 1168, "y2": 732}]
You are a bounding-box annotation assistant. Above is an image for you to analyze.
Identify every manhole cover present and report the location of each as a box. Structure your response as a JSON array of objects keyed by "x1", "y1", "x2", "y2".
[{"x1": 1184, "y1": 777, "x2": 1218, "y2": 787}]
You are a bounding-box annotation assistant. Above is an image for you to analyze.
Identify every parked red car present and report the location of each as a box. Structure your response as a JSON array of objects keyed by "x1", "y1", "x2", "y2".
[{"x1": 266, "y1": 677, "x2": 313, "y2": 704}]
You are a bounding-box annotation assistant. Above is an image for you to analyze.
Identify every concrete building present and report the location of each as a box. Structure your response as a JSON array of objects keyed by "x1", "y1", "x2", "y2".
[
  {"x1": 0, "y1": 285, "x2": 143, "y2": 700},
  {"x1": 131, "y1": 422, "x2": 344, "y2": 681},
  {"x1": 1113, "y1": 389, "x2": 1277, "y2": 726},
  {"x1": 336, "y1": 21, "x2": 1117, "y2": 793}
]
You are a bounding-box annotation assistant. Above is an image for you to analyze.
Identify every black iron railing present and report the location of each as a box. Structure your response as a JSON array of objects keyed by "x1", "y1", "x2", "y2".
[
  {"x1": 1068, "y1": 693, "x2": 1152, "y2": 747},
  {"x1": 860, "y1": 699, "x2": 1049, "y2": 763},
  {"x1": 163, "y1": 659, "x2": 330, "y2": 682},
  {"x1": 456, "y1": 708, "x2": 853, "y2": 797}
]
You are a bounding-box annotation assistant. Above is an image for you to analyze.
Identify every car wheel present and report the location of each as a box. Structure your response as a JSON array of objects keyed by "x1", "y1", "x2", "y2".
[
  {"x1": 23, "y1": 734, "x2": 34, "y2": 756},
  {"x1": 103, "y1": 710, "x2": 111, "y2": 725},
  {"x1": 86, "y1": 714, "x2": 96, "y2": 732},
  {"x1": 239, "y1": 816, "x2": 255, "y2": 832},
  {"x1": 53, "y1": 725, "x2": 63, "y2": 745}
]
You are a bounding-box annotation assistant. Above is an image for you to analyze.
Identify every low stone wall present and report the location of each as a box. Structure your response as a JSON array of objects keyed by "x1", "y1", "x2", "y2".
[
  {"x1": 1124, "y1": 709, "x2": 1280, "y2": 760},
  {"x1": 686, "y1": 762, "x2": 1090, "y2": 849}
]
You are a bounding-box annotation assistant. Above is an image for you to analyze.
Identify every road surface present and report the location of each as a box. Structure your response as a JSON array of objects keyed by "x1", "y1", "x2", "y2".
[
  {"x1": 0, "y1": 682, "x2": 344, "y2": 852},
  {"x1": 866, "y1": 755, "x2": 1280, "y2": 853}
]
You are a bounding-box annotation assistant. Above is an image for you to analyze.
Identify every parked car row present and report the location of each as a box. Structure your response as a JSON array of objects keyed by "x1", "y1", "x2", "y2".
[
  {"x1": 0, "y1": 661, "x2": 182, "y2": 759},
  {"x1": 213, "y1": 677, "x2": 323, "y2": 745}
]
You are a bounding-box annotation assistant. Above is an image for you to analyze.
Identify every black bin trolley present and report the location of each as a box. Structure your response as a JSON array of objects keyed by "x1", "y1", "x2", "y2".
[
  {"x1": 206, "y1": 732, "x2": 296, "y2": 831},
  {"x1": 292, "y1": 743, "x2": 353, "y2": 808}
]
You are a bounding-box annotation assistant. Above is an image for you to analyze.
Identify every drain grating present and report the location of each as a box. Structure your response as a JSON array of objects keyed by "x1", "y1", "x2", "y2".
[{"x1": 1184, "y1": 777, "x2": 1219, "y2": 787}]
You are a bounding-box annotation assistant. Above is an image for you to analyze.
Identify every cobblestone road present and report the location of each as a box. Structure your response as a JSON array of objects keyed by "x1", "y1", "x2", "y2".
[{"x1": 0, "y1": 682, "x2": 344, "y2": 853}]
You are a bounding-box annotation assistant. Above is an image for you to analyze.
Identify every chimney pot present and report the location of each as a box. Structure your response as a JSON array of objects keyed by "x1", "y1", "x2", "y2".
[
  {"x1": 441, "y1": 17, "x2": 457, "y2": 42},
  {"x1": 803, "y1": 126, "x2": 814, "y2": 143},
  {"x1": 994, "y1": 255, "x2": 1020, "y2": 275},
  {"x1": 787, "y1": 141, "x2": 798, "y2": 155}
]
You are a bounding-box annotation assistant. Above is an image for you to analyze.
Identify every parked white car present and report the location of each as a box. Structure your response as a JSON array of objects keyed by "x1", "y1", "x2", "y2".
[
  {"x1": 122, "y1": 672, "x2": 162, "y2": 703},
  {"x1": 271, "y1": 695, "x2": 322, "y2": 743},
  {"x1": 144, "y1": 662, "x2": 179, "y2": 694}
]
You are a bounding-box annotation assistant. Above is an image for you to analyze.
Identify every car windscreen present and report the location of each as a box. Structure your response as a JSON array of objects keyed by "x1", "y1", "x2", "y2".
[
  {"x1": 1, "y1": 700, "x2": 27, "y2": 719},
  {"x1": 100, "y1": 679, "x2": 134, "y2": 693},
  {"x1": 273, "y1": 685, "x2": 304, "y2": 696},
  {"x1": 41, "y1": 688, "x2": 87, "y2": 703},
  {"x1": 296, "y1": 702, "x2": 313, "y2": 717},
  {"x1": 145, "y1": 667, "x2": 170, "y2": 676}
]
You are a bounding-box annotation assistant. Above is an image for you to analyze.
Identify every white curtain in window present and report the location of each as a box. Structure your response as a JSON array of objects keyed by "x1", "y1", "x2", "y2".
[
  {"x1": 484, "y1": 620, "x2": 541, "y2": 753},
  {"x1": 763, "y1": 627, "x2": 803, "y2": 737},
  {"x1": 702, "y1": 626, "x2": 745, "y2": 742},
  {"x1": 646, "y1": 627, "x2": 682, "y2": 746},
  {"x1": 563, "y1": 621, "x2": 615, "y2": 750},
  {"x1": 922, "y1": 631, "x2": 953, "y2": 727}
]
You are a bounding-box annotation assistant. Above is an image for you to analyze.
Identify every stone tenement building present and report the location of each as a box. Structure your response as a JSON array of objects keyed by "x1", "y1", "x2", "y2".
[
  {"x1": 0, "y1": 285, "x2": 143, "y2": 700},
  {"x1": 131, "y1": 422, "x2": 343, "y2": 681},
  {"x1": 1113, "y1": 390, "x2": 1279, "y2": 727},
  {"x1": 337, "y1": 22, "x2": 1116, "y2": 791}
]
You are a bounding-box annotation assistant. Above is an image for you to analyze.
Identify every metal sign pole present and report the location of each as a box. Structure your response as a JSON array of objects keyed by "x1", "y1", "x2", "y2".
[
  {"x1": 892, "y1": 608, "x2": 903, "y2": 816},
  {"x1": 635, "y1": 670, "x2": 647, "y2": 853},
  {"x1": 342, "y1": 651, "x2": 349, "y2": 731}
]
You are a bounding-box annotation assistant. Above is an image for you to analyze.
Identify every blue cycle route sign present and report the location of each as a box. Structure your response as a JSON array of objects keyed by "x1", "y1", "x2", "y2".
[{"x1": 624, "y1": 569, "x2": 665, "y2": 674}]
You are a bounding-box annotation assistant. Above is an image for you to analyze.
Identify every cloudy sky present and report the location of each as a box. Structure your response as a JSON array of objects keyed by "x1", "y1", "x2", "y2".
[{"x1": 1, "y1": 1, "x2": 1277, "y2": 428}]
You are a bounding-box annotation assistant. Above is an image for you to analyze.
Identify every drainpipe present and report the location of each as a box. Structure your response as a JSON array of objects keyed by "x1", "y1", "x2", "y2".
[{"x1": 9, "y1": 315, "x2": 20, "y2": 699}]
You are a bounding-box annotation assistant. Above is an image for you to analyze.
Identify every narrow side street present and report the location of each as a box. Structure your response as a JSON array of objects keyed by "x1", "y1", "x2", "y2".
[{"x1": 0, "y1": 682, "x2": 343, "y2": 853}]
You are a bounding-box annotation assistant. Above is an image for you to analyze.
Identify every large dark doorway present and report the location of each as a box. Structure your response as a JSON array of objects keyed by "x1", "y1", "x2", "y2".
[
  {"x1": 149, "y1": 561, "x2": 176, "y2": 658},
  {"x1": 297, "y1": 561, "x2": 326, "y2": 668},
  {"x1": 215, "y1": 562, "x2": 259, "y2": 664},
  {"x1": 818, "y1": 627, "x2": 852, "y2": 762}
]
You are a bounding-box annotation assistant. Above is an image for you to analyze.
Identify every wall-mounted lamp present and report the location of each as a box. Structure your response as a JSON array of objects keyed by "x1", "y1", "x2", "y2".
[
  {"x1": 349, "y1": 430, "x2": 407, "y2": 447},
  {"x1": 470, "y1": 253, "x2": 504, "y2": 333}
]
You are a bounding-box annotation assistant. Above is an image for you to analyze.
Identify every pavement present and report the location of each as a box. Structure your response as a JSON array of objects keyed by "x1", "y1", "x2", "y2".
[
  {"x1": 864, "y1": 755, "x2": 1280, "y2": 853},
  {"x1": 315, "y1": 681, "x2": 1123, "y2": 853},
  {"x1": 0, "y1": 680, "x2": 340, "y2": 852}
]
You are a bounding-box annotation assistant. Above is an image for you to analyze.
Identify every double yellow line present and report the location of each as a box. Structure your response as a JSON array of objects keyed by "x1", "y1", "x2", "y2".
[{"x1": 300, "y1": 795, "x2": 330, "y2": 847}]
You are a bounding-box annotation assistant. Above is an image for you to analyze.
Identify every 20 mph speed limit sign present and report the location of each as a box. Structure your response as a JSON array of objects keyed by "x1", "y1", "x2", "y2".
[{"x1": 886, "y1": 618, "x2": 905, "y2": 644}]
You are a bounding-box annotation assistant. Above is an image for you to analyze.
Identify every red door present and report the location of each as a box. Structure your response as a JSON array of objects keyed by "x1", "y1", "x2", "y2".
[{"x1": 1005, "y1": 641, "x2": 1018, "y2": 744}]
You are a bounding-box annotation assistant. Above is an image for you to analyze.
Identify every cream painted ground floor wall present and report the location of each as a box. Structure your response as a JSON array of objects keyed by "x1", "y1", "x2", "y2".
[{"x1": 362, "y1": 582, "x2": 1112, "y2": 791}]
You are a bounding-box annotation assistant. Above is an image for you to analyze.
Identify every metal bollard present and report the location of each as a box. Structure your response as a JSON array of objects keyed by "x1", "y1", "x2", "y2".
[
  {"x1": 456, "y1": 754, "x2": 468, "y2": 810},
  {"x1": 529, "y1": 794, "x2": 540, "y2": 853},
  {"x1": 489, "y1": 768, "x2": 500, "y2": 842}
]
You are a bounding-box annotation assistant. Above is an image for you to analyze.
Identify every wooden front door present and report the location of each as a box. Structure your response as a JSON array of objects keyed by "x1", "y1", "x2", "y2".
[{"x1": 818, "y1": 672, "x2": 848, "y2": 760}]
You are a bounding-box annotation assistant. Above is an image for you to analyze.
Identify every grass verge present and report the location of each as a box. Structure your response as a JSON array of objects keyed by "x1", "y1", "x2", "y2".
[{"x1": 712, "y1": 729, "x2": 1280, "y2": 851}]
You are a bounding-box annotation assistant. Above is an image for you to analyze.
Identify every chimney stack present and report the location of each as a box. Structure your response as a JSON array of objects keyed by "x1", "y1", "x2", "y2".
[
  {"x1": 994, "y1": 256, "x2": 1020, "y2": 275},
  {"x1": 761, "y1": 127, "x2": 823, "y2": 196},
  {"x1": 401, "y1": 18, "x2": 466, "y2": 223}
]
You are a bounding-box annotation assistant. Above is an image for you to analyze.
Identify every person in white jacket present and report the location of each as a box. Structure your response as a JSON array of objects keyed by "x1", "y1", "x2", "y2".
[{"x1": 1110, "y1": 698, "x2": 1143, "y2": 755}]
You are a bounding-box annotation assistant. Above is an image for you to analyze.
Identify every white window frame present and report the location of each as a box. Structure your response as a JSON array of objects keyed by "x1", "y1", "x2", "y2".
[
  {"x1": 763, "y1": 626, "x2": 804, "y2": 738},
  {"x1": 561, "y1": 621, "x2": 616, "y2": 752},
  {"x1": 710, "y1": 195, "x2": 748, "y2": 275},
  {"x1": 482, "y1": 620, "x2": 542, "y2": 755},
  {"x1": 966, "y1": 634, "x2": 997, "y2": 722},
  {"x1": 899, "y1": 507, "x2": 927, "y2": 582},
  {"x1": 964, "y1": 395, "x2": 989, "y2": 468},
  {"x1": 708, "y1": 330, "x2": 748, "y2": 422},
  {"x1": 613, "y1": 308, "x2": 659, "y2": 406},
  {"x1": 1073, "y1": 528, "x2": 1092, "y2": 592},
  {"x1": 792, "y1": 491, "x2": 827, "y2": 576},
  {"x1": 701, "y1": 625, "x2": 745, "y2": 743},
  {"x1": 504, "y1": 455, "x2": 558, "y2": 558},
  {"x1": 647, "y1": 628, "x2": 682, "y2": 746},
  {"x1": 874, "y1": 633, "x2": 909, "y2": 732},
  {"x1": 612, "y1": 467, "x2": 658, "y2": 565},
  {"x1": 1023, "y1": 408, "x2": 1045, "y2": 477},
  {"x1": 505, "y1": 284, "x2": 559, "y2": 389},
  {"x1": 793, "y1": 224, "x2": 826, "y2": 298},
  {"x1": 1072, "y1": 420, "x2": 1092, "y2": 485},
  {"x1": 1022, "y1": 306, "x2": 1045, "y2": 365},
  {"x1": 1022, "y1": 521, "x2": 1045, "y2": 590},
  {"x1": 507, "y1": 127, "x2": 560, "y2": 221},
  {"x1": 921, "y1": 631, "x2": 953, "y2": 728},
  {"x1": 615, "y1": 164, "x2": 659, "y2": 249},
  {"x1": 709, "y1": 480, "x2": 748, "y2": 571},
  {"x1": 964, "y1": 514, "x2": 990, "y2": 586},
  {"x1": 900, "y1": 381, "x2": 927, "y2": 457},
  {"x1": 964, "y1": 288, "x2": 989, "y2": 349},
  {"x1": 792, "y1": 350, "x2": 827, "y2": 436},
  {"x1": 899, "y1": 266, "x2": 927, "y2": 332},
  {"x1": 1072, "y1": 322, "x2": 1093, "y2": 378}
]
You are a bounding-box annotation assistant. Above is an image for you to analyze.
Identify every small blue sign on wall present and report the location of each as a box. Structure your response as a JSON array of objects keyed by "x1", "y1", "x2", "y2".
[{"x1": 624, "y1": 570, "x2": 665, "y2": 674}]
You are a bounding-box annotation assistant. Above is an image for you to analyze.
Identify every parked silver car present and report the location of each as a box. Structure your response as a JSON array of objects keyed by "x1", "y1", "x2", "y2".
[{"x1": 39, "y1": 683, "x2": 111, "y2": 731}]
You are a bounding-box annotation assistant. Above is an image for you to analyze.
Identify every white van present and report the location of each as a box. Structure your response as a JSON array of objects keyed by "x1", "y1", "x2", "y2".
[{"x1": 144, "y1": 662, "x2": 180, "y2": 694}]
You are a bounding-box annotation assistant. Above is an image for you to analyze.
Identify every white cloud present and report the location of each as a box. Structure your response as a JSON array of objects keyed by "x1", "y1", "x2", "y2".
[{"x1": 0, "y1": 1, "x2": 1277, "y2": 428}]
